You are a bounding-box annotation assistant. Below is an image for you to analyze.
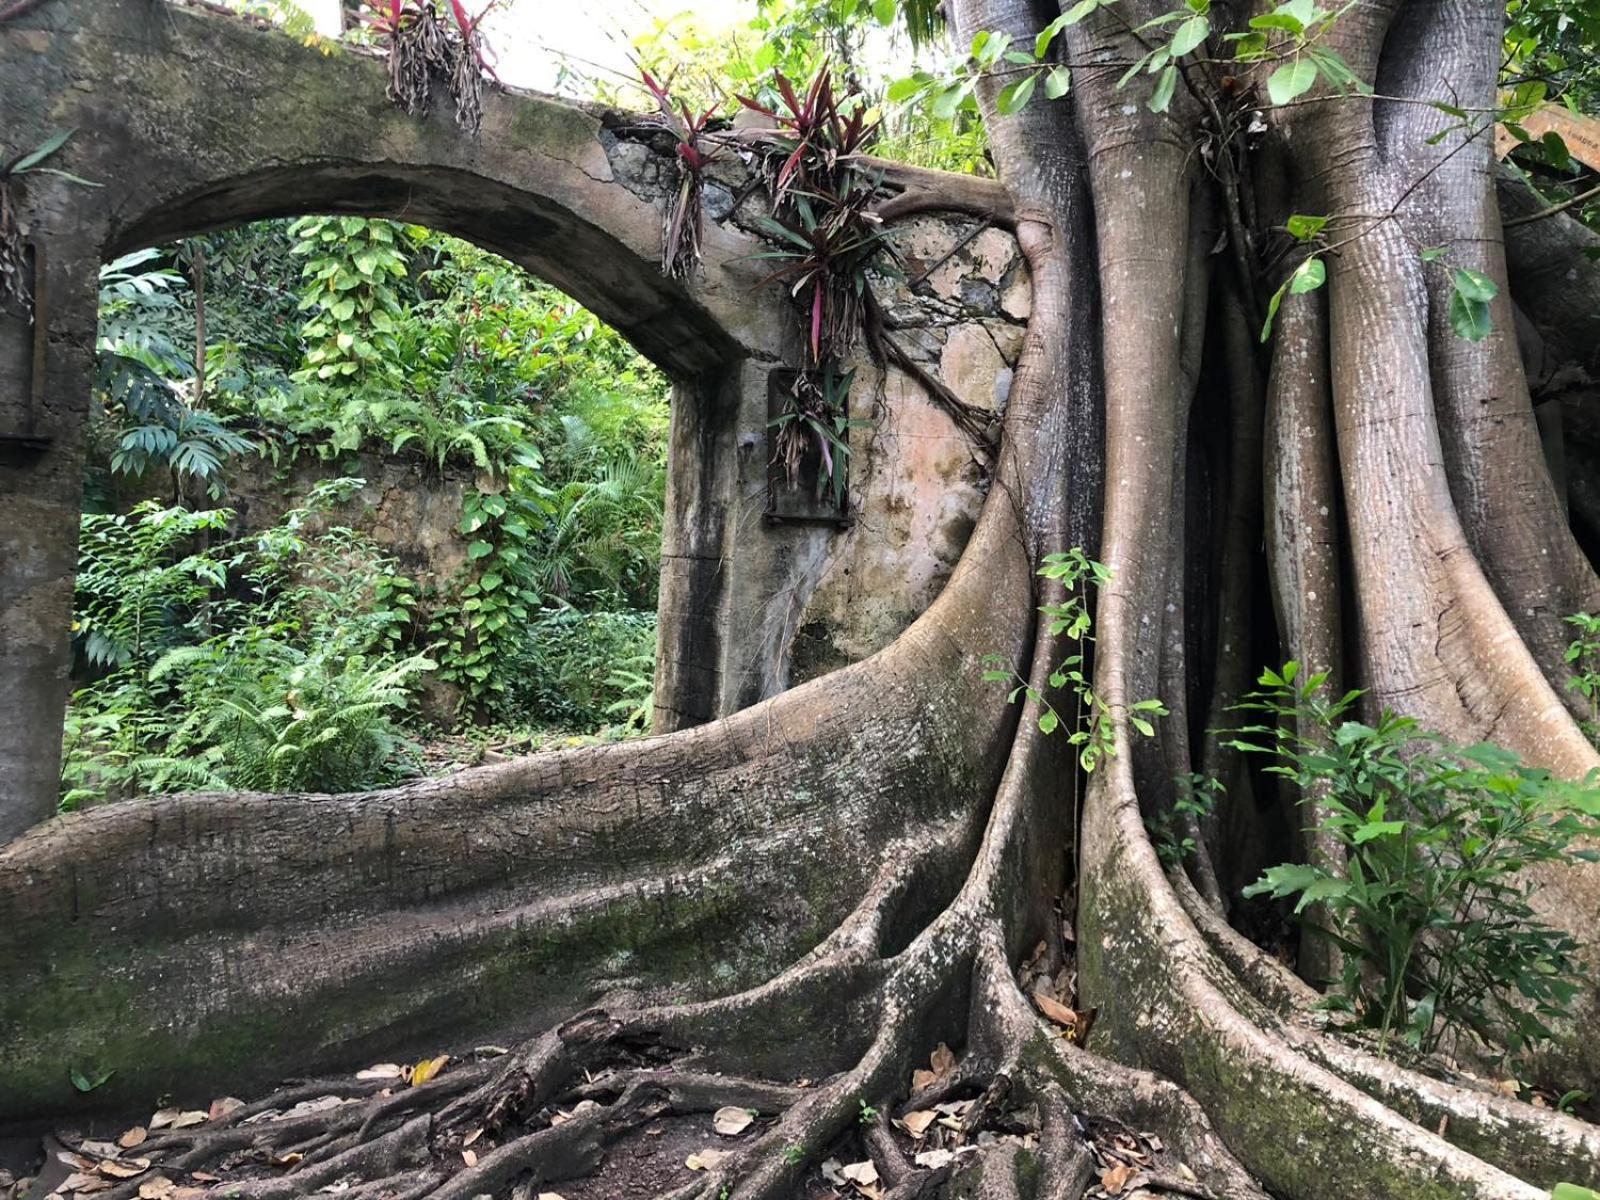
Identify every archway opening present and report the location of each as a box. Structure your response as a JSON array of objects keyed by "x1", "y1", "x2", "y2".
[{"x1": 63, "y1": 213, "x2": 677, "y2": 806}]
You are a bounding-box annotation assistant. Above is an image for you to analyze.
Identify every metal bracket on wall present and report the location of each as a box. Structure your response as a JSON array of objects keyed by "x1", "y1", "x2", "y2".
[{"x1": 1, "y1": 241, "x2": 52, "y2": 458}]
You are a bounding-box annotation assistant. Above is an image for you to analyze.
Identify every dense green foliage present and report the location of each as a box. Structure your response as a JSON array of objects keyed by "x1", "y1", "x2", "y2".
[
  {"x1": 1234, "y1": 664, "x2": 1600, "y2": 1062},
  {"x1": 68, "y1": 216, "x2": 669, "y2": 805},
  {"x1": 63, "y1": 483, "x2": 430, "y2": 804}
]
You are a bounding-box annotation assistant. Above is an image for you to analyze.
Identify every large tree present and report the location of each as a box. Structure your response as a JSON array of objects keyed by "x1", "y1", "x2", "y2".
[{"x1": 5, "y1": 1, "x2": 1600, "y2": 1198}]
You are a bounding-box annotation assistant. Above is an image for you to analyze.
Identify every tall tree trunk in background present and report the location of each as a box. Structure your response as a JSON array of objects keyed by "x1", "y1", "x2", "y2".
[{"x1": 4, "y1": 1, "x2": 1600, "y2": 1197}]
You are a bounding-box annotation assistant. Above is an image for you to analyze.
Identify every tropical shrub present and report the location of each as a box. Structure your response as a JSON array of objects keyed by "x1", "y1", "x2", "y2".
[
  {"x1": 1235, "y1": 663, "x2": 1600, "y2": 1060},
  {"x1": 62, "y1": 481, "x2": 432, "y2": 806},
  {"x1": 501, "y1": 609, "x2": 658, "y2": 731}
]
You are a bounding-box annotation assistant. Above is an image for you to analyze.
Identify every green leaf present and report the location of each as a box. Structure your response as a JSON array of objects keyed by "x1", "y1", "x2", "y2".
[
  {"x1": 1452, "y1": 266, "x2": 1498, "y2": 303},
  {"x1": 69, "y1": 1065, "x2": 115, "y2": 1093},
  {"x1": 1260, "y1": 278, "x2": 1290, "y2": 342},
  {"x1": 886, "y1": 73, "x2": 929, "y2": 103},
  {"x1": 1295, "y1": 876, "x2": 1351, "y2": 913},
  {"x1": 997, "y1": 73, "x2": 1038, "y2": 115},
  {"x1": 872, "y1": 0, "x2": 896, "y2": 24},
  {"x1": 1289, "y1": 256, "x2": 1326, "y2": 294},
  {"x1": 467, "y1": 540, "x2": 494, "y2": 560},
  {"x1": 1149, "y1": 64, "x2": 1179, "y2": 113},
  {"x1": 1039, "y1": 709, "x2": 1060, "y2": 734},
  {"x1": 1286, "y1": 213, "x2": 1328, "y2": 241},
  {"x1": 1552, "y1": 1184, "x2": 1600, "y2": 1200},
  {"x1": 1169, "y1": 14, "x2": 1209, "y2": 57},
  {"x1": 1353, "y1": 820, "x2": 1407, "y2": 844},
  {"x1": 8, "y1": 128, "x2": 74, "y2": 174},
  {"x1": 1044, "y1": 66, "x2": 1072, "y2": 99},
  {"x1": 1267, "y1": 58, "x2": 1317, "y2": 105},
  {"x1": 1449, "y1": 290, "x2": 1493, "y2": 342},
  {"x1": 1230, "y1": 30, "x2": 1269, "y2": 60}
]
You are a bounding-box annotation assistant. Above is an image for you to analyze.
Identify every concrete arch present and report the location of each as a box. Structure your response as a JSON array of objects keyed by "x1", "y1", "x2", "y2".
[{"x1": 0, "y1": 0, "x2": 792, "y2": 839}]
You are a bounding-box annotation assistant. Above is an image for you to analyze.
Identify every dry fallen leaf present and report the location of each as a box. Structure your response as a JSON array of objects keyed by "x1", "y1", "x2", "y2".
[
  {"x1": 911, "y1": 1043, "x2": 957, "y2": 1091},
  {"x1": 898, "y1": 1109, "x2": 937, "y2": 1138},
  {"x1": 537, "y1": 1194, "x2": 569, "y2": 1200},
  {"x1": 272, "y1": 1150, "x2": 304, "y2": 1167},
  {"x1": 712, "y1": 1106, "x2": 755, "y2": 1136},
  {"x1": 169, "y1": 1110, "x2": 208, "y2": 1130},
  {"x1": 409, "y1": 1055, "x2": 450, "y2": 1087},
  {"x1": 840, "y1": 1160, "x2": 880, "y2": 1185},
  {"x1": 79, "y1": 1139, "x2": 122, "y2": 1159},
  {"x1": 138, "y1": 1175, "x2": 177, "y2": 1199},
  {"x1": 461, "y1": 1149, "x2": 478, "y2": 1168},
  {"x1": 117, "y1": 1126, "x2": 149, "y2": 1150},
  {"x1": 148, "y1": 1108, "x2": 180, "y2": 1131},
  {"x1": 462, "y1": 1127, "x2": 484, "y2": 1148},
  {"x1": 61, "y1": 1172, "x2": 108, "y2": 1194},
  {"x1": 208, "y1": 1097, "x2": 244, "y2": 1121},
  {"x1": 1101, "y1": 1162, "x2": 1135, "y2": 1195},
  {"x1": 914, "y1": 1148, "x2": 954, "y2": 1169},
  {"x1": 684, "y1": 1149, "x2": 729, "y2": 1171},
  {"x1": 356, "y1": 1063, "x2": 404, "y2": 1081},
  {"x1": 191, "y1": 1171, "x2": 219, "y2": 1183},
  {"x1": 98, "y1": 1158, "x2": 152, "y2": 1179},
  {"x1": 1033, "y1": 988, "x2": 1078, "y2": 1028},
  {"x1": 821, "y1": 1159, "x2": 848, "y2": 1185}
]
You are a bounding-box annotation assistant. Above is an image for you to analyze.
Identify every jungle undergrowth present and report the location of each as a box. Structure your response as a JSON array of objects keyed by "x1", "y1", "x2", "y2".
[{"x1": 1234, "y1": 662, "x2": 1600, "y2": 1065}]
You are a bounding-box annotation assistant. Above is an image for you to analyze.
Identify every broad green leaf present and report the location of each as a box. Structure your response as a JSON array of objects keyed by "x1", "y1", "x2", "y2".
[
  {"x1": 69, "y1": 1065, "x2": 115, "y2": 1093},
  {"x1": 1150, "y1": 64, "x2": 1179, "y2": 113},
  {"x1": 872, "y1": 0, "x2": 896, "y2": 24},
  {"x1": 1353, "y1": 820, "x2": 1406, "y2": 844},
  {"x1": 1044, "y1": 66, "x2": 1072, "y2": 99},
  {"x1": 1452, "y1": 266, "x2": 1498, "y2": 303},
  {"x1": 930, "y1": 83, "x2": 968, "y2": 121},
  {"x1": 1286, "y1": 213, "x2": 1328, "y2": 241},
  {"x1": 886, "y1": 73, "x2": 929, "y2": 103},
  {"x1": 1267, "y1": 58, "x2": 1317, "y2": 105},
  {"x1": 1230, "y1": 30, "x2": 1269, "y2": 60},
  {"x1": 1039, "y1": 708, "x2": 1060, "y2": 734},
  {"x1": 1260, "y1": 278, "x2": 1290, "y2": 342},
  {"x1": 1289, "y1": 256, "x2": 1326, "y2": 294},
  {"x1": 1449, "y1": 291, "x2": 1493, "y2": 342},
  {"x1": 998, "y1": 73, "x2": 1038, "y2": 115},
  {"x1": 1295, "y1": 877, "x2": 1351, "y2": 913},
  {"x1": 1278, "y1": 0, "x2": 1318, "y2": 28},
  {"x1": 1169, "y1": 14, "x2": 1209, "y2": 57},
  {"x1": 1552, "y1": 1183, "x2": 1600, "y2": 1200},
  {"x1": 1036, "y1": 13, "x2": 1067, "y2": 57}
]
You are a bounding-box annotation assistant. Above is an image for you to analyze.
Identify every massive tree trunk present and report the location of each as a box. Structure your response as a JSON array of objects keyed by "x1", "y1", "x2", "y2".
[{"x1": 4, "y1": 0, "x2": 1600, "y2": 1197}]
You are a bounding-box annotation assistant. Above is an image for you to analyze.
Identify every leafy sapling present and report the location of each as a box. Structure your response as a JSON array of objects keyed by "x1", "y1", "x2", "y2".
[
  {"x1": 984, "y1": 550, "x2": 1167, "y2": 772},
  {"x1": 1563, "y1": 612, "x2": 1600, "y2": 740},
  {"x1": 1148, "y1": 773, "x2": 1223, "y2": 870}
]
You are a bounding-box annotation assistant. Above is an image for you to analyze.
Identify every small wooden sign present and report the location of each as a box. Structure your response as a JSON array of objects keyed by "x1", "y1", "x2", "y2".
[{"x1": 1496, "y1": 102, "x2": 1600, "y2": 170}]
